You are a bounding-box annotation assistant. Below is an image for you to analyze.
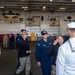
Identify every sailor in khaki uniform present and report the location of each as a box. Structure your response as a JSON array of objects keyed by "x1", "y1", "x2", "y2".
[
  {"x1": 3, "y1": 34, "x2": 8, "y2": 48},
  {"x1": 56, "y1": 22, "x2": 75, "y2": 75}
]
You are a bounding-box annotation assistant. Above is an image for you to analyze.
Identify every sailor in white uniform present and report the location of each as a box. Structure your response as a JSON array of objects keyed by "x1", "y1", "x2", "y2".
[{"x1": 56, "y1": 22, "x2": 75, "y2": 75}]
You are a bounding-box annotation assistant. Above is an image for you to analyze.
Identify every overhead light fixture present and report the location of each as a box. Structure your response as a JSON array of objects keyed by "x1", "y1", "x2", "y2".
[
  {"x1": 43, "y1": 6, "x2": 46, "y2": 9},
  {"x1": 72, "y1": 0, "x2": 75, "y2": 2},
  {"x1": 50, "y1": 0, "x2": 52, "y2": 1},
  {"x1": 42, "y1": 6, "x2": 47, "y2": 11},
  {"x1": 60, "y1": 8, "x2": 65, "y2": 10},
  {"x1": 22, "y1": 7, "x2": 28, "y2": 9},
  {"x1": 0, "y1": 6, "x2": 4, "y2": 8}
]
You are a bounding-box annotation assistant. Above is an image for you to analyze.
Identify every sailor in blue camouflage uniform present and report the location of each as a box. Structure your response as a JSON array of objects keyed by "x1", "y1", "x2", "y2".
[{"x1": 35, "y1": 30, "x2": 53, "y2": 75}]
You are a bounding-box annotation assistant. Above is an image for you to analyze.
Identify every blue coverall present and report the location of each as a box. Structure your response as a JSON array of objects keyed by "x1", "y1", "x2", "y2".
[{"x1": 35, "y1": 39, "x2": 53, "y2": 75}]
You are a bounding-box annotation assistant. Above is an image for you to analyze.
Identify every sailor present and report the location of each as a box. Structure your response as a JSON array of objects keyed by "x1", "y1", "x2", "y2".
[
  {"x1": 35, "y1": 30, "x2": 53, "y2": 75},
  {"x1": 56, "y1": 22, "x2": 75, "y2": 75},
  {"x1": 3, "y1": 34, "x2": 8, "y2": 49},
  {"x1": 14, "y1": 29, "x2": 31, "y2": 75}
]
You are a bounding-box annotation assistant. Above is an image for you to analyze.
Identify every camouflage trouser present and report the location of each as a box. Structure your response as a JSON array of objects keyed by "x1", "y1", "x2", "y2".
[
  {"x1": 16, "y1": 56, "x2": 31, "y2": 75},
  {"x1": 3, "y1": 41, "x2": 8, "y2": 48},
  {"x1": 51, "y1": 65, "x2": 56, "y2": 75}
]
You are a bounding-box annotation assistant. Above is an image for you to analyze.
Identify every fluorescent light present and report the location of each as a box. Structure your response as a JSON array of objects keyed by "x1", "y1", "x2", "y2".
[
  {"x1": 50, "y1": 0, "x2": 52, "y2": 1},
  {"x1": 43, "y1": 6, "x2": 46, "y2": 9},
  {"x1": 22, "y1": 7, "x2": 28, "y2": 9},
  {"x1": 0, "y1": 6, "x2": 4, "y2": 8},
  {"x1": 62, "y1": 8, "x2": 65, "y2": 9},
  {"x1": 72, "y1": 0, "x2": 75, "y2": 2},
  {"x1": 60, "y1": 8, "x2": 65, "y2": 9}
]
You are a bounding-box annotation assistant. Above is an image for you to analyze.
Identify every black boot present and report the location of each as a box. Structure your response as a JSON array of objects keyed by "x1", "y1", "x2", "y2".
[{"x1": 29, "y1": 71, "x2": 33, "y2": 75}]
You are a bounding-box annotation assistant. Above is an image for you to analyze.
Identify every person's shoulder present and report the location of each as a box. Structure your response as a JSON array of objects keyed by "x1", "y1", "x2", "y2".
[
  {"x1": 38, "y1": 39, "x2": 42, "y2": 42},
  {"x1": 17, "y1": 36, "x2": 22, "y2": 41},
  {"x1": 37, "y1": 39, "x2": 43, "y2": 44}
]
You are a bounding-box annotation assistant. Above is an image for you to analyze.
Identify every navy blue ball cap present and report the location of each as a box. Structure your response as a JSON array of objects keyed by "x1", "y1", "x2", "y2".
[
  {"x1": 41, "y1": 30, "x2": 48, "y2": 35},
  {"x1": 21, "y1": 29, "x2": 26, "y2": 32}
]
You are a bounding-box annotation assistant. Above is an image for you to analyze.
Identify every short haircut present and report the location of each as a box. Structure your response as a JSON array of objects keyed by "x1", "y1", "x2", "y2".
[{"x1": 21, "y1": 29, "x2": 26, "y2": 32}]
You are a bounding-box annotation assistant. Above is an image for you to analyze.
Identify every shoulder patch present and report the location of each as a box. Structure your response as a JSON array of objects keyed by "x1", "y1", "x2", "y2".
[
  {"x1": 38, "y1": 43, "x2": 40, "y2": 46},
  {"x1": 18, "y1": 39, "x2": 20, "y2": 41},
  {"x1": 49, "y1": 43, "x2": 51, "y2": 45}
]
